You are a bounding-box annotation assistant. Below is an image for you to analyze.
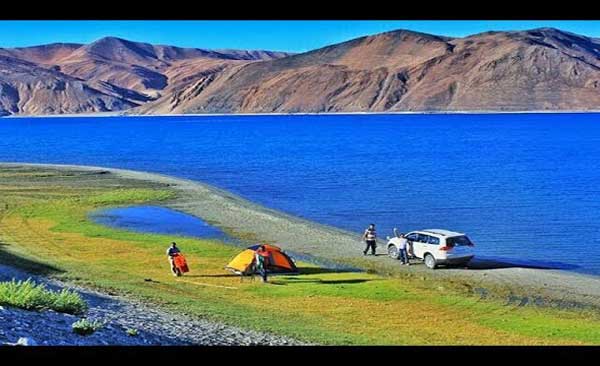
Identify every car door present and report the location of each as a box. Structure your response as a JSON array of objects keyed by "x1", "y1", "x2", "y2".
[
  {"x1": 417, "y1": 233, "x2": 435, "y2": 259},
  {"x1": 426, "y1": 235, "x2": 441, "y2": 260},
  {"x1": 405, "y1": 232, "x2": 420, "y2": 258}
]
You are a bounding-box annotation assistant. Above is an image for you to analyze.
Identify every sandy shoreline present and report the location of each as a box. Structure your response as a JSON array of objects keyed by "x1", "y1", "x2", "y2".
[
  {"x1": 4, "y1": 109, "x2": 600, "y2": 118},
  {"x1": 2, "y1": 162, "x2": 600, "y2": 309}
]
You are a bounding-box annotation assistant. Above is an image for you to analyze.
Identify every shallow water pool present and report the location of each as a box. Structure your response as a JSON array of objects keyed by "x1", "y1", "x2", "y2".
[{"x1": 89, "y1": 205, "x2": 232, "y2": 242}]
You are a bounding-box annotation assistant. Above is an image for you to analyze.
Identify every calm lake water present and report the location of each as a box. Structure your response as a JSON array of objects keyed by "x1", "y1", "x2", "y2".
[{"x1": 1, "y1": 114, "x2": 600, "y2": 275}]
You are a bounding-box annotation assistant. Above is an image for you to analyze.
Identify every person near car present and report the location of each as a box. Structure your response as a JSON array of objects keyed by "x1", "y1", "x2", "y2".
[
  {"x1": 396, "y1": 234, "x2": 410, "y2": 265},
  {"x1": 362, "y1": 223, "x2": 377, "y2": 256}
]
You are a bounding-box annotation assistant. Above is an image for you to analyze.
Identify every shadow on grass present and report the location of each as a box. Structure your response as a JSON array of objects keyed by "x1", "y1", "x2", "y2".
[
  {"x1": 466, "y1": 257, "x2": 579, "y2": 271},
  {"x1": 383, "y1": 256, "x2": 579, "y2": 272},
  {"x1": 185, "y1": 274, "x2": 240, "y2": 278},
  {"x1": 297, "y1": 267, "x2": 358, "y2": 275},
  {"x1": 282, "y1": 278, "x2": 372, "y2": 285},
  {"x1": 0, "y1": 242, "x2": 65, "y2": 276},
  {"x1": 187, "y1": 267, "x2": 364, "y2": 281}
]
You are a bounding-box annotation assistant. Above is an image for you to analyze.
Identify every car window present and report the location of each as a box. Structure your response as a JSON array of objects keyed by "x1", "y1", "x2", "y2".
[
  {"x1": 406, "y1": 233, "x2": 418, "y2": 241},
  {"x1": 428, "y1": 236, "x2": 440, "y2": 245},
  {"x1": 417, "y1": 234, "x2": 430, "y2": 243},
  {"x1": 447, "y1": 236, "x2": 472, "y2": 246}
]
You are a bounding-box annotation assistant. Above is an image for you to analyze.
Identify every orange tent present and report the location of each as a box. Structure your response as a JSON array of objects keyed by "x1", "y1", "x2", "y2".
[{"x1": 225, "y1": 244, "x2": 298, "y2": 275}]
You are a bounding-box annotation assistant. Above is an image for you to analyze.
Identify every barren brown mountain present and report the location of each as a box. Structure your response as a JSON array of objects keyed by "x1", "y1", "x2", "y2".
[
  {"x1": 0, "y1": 54, "x2": 136, "y2": 116},
  {"x1": 0, "y1": 37, "x2": 292, "y2": 116},
  {"x1": 2, "y1": 28, "x2": 600, "y2": 116},
  {"x1": 137, "y1": 28, "x2": 600, "y2": 114}
]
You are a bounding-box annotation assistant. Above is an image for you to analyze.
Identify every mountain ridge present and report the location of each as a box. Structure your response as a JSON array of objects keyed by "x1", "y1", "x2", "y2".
[{"x1": 2, "y1": 28, "x2": 600, "y2": 116}]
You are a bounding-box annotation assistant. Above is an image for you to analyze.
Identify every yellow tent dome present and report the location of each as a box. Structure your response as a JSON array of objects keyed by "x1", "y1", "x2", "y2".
[{"x1": 225, "y1": 244, "x2": 298, "y2": 275}]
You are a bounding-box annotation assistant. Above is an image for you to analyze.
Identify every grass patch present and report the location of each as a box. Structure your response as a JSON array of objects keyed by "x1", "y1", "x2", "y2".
[
  {"x1": 72, "y1": 318, "x2": 104, "y2": 336},
  {"x1": 0, "y1": 278, "x2": 87, "y2": 315},
  {"x1": 126, "y1": 328, "x2": 139, "y2": 337}
]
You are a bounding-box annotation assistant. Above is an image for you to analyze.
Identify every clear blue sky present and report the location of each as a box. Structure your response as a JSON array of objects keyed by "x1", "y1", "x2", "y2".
[{"x1": 1, "y1": 21, "x2": 600, "y2": 52}]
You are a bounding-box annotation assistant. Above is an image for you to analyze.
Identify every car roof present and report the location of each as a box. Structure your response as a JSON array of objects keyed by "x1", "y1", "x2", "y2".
[{"x1": 415, "y1": 229, "x2": 465, "y2": 237}]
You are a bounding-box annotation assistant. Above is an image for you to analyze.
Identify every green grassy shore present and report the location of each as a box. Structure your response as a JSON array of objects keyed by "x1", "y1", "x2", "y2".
[{"x1": 1, "y1": 165, "x2": 599, "y2": 345}]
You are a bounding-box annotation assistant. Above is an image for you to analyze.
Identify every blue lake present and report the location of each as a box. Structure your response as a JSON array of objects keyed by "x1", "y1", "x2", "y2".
[{"x1": 1, "y1": 113, "x2": 600, "y2": 275}]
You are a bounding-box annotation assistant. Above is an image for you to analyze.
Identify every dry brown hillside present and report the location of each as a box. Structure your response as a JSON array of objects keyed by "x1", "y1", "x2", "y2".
[
  {"x1": 2, "y1": 28, "x2": 600, "y2": 116},
  {"x1": 0, "y1": 37, "x2": 292, "y2": 116},
  {"x1": 136, "y1": 28, "x2": 600, "y2": 114},
  {"x1": 0, "y1": 54, "x2": 135, "y2": 115}
]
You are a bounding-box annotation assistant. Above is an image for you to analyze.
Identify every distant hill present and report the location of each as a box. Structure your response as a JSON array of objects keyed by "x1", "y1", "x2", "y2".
[
  {"x1": 0, "y1": 54, "x2": 135, "y2": 116},
  {"x1": 3, "y1": 28, "x2": 600, "y2": 116},
  {"x1": 0, "y1": 37, "x2": 293, "y2": 116}
]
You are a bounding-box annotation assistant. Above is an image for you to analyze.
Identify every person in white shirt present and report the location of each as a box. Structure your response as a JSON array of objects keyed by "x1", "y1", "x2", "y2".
[{"x1": 396, "y1": 233, "x2": 410, "y2": 265}]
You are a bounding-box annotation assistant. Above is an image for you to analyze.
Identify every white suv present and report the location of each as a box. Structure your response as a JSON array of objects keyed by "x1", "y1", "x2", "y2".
[{"x1": 387, "y1": 229, "x2": 475, "y2": 269}]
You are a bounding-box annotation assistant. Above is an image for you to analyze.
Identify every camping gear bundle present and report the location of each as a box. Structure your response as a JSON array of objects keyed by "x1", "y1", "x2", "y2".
[{"x1": 173, "y1": 253, "x2": 189, "y2": 273}]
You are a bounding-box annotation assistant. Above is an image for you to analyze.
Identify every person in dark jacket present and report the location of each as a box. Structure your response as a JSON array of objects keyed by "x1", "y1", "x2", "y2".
[
  {"x1": 255, "y1": 245, "x2": 269, "y2": 283},
  {"x1": 362, "y1": 224, "x2": 377, "y2": 255},
  {"x1": 166, "y1": 242, "x2": 182, "y2": 276}
]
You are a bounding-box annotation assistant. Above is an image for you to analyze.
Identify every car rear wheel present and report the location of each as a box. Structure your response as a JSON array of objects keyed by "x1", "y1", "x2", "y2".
[
  {"x1": 424, "y1": 254, "x2": 437, "y2": 269},
  {"x1": 387, "y1": 245, "x2": 399, "y2": 259}
]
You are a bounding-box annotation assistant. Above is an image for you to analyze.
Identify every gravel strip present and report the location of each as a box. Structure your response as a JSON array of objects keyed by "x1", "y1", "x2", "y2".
[{"x1": 0, "y1": 264, "x2": 307, "y2": 346}]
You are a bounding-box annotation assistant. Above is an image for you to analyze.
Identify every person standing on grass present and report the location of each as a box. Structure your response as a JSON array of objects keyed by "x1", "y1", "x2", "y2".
[
  {"x1": 362, "y1": 223, "x2": 377, "y2": 256},
  {"x1": 255, "y1": 245, "x2": 269, "y2": 283},
  {"x1": 166, "y1": 242, "x2": 181, "y2": 276}
]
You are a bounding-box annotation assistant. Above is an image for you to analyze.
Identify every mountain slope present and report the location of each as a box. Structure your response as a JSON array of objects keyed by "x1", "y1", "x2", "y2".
[
  {"x1": 136, "y1": 28, "x2": 600, "y2": 114},
  {"x1": 54, "y1": 37, "x2": 293, "y2": 100},
  {"x1": 136, "y1": 30, "x2": 455, "y2": 113},
  {"x1": 0, "y1": 37, "x2": 292, "y2": 116},
  {"x1": 0, "y1": 43, "x2": 82, "y2": 65},
  {"x1": 393, "y1": 28, "x2": 600, "y2": 111},
  {"x1": 0, "y1": 54, "x2": 137, "y2": 116},
  {"x1": 2, "y1": 28, "x2": 600, "y2": 116}
]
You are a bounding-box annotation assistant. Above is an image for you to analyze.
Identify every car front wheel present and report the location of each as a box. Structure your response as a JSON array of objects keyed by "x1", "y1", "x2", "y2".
[
  {"x1": 387, "y1": 245, "x2": 399, "y2": 259},
  {"x1": 424, "y1": 254, "x2": 437, "y2": 269}
]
